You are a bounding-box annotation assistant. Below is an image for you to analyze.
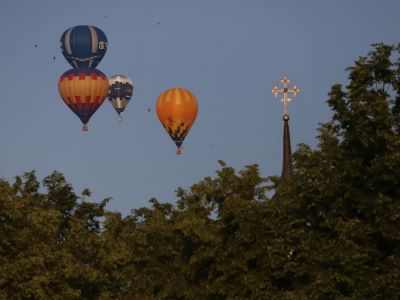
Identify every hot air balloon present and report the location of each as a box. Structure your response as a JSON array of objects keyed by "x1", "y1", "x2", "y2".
[
  {"x1": 107, "y1": 75, "x2": 134, "y2": 121},
  {"x1": 58, "y1": 67, "x2": 109, "y2": 131},
  {"x1": 156, "y1": 87, "x2": 198, "y2": 155},
  {"x1": 60, "y1": 25, "x2": 108, "y2": 68}
]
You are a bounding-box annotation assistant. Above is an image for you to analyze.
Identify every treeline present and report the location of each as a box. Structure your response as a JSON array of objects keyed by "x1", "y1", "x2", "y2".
[{"x1": 1, "y1": 44, "x2": 400, "y2": 299}]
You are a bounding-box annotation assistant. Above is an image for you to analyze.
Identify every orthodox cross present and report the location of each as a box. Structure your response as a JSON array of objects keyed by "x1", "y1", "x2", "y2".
[{"x1": 272, "y1": 75, "x2": 300, "y2": 116}]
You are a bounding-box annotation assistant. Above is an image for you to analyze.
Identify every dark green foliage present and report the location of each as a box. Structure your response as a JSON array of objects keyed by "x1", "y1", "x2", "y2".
[
  {"x1": 0, "y1": 44, "x2": 399, "y2": 298},
  {"x1": 0, "y1": 171, "x2": 109, "y2": 299}
]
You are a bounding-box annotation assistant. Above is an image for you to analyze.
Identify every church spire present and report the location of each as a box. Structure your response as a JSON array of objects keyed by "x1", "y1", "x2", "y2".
[
  {"x1": 272, "y1": 75, "x2": 299, "y2": 202},
  {"x1": 281, "y1": 114, "x2": 293, "y2": 179}
]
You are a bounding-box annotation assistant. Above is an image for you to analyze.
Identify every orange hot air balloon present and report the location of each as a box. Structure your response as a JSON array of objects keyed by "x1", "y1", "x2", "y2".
[
  {"x1": 58, "y1": 67, "x2": 109, "y2": 131},
  {"x1": 156, "y1": 87, "x2": 198, "y2": 155}
]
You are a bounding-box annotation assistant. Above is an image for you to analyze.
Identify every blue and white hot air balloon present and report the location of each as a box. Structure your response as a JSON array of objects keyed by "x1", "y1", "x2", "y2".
[
  {"x1": 107, "y1": 75, "x2": 134, "y2": 121},
  {"x1": 60, "y1": 25, "x2": 108, "y2": 68}
]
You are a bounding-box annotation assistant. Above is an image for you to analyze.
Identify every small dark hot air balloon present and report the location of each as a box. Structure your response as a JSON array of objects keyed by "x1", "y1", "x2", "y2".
[
  {"x1": 107, "y1": 75, "x2": 134, "y2": 121},
  {"x1": 58, "y1": 67, "x2": 109, "y2": 131},
  {"x1": 156, "y1": 87, "x2": 198, "y2": 155},
  {"x1": 60, "y1": 25, "x2": 108, "y2": 68}
]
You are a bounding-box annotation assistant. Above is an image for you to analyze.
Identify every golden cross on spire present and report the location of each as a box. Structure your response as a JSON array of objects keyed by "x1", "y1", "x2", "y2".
[{"x1": 272, "y1": 75, "x2": 300, "y2": 116}]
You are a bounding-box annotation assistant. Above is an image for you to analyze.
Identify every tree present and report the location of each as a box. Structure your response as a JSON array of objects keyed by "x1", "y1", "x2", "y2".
[{"x1": 0, "y1": 171, "x2": 111, "y2": 299}]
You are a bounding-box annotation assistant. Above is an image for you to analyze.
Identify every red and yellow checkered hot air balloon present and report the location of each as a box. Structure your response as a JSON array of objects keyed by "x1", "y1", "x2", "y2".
[
  {"x1": 58, "y1": 67, "x2": 109, "y2": 131},
  {"x1": 156, "y1": 87, "x2": 198, "y2": 155}
]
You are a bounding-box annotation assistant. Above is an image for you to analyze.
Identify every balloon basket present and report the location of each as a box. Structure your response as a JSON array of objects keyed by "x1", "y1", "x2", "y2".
[
  {"x1": 176, "y1": 147, "x2": 182, "y2": 155},
  {"x1": 83, "y1": 124, "x2": 88, "y2": 131}
]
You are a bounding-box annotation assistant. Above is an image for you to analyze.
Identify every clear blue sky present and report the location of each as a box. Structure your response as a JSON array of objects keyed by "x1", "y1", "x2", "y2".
[{"x1": 0, "y1": 0, "x2": 398, "y2": 215}]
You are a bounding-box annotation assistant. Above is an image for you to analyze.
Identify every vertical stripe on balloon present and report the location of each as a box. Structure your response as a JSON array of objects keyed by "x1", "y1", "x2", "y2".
[
  {"x1": 65, "y1": 28, "x2": 73, "y2": 55},
  {"x1": 89, "y1": 26, "x2": 98, "y2": 54}
]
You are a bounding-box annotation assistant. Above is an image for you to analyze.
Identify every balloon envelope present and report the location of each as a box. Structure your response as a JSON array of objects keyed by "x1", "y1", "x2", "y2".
[
  {"x1": 60, "y1": 25, "x2": 108, "y2": 68},
  {"x1": 58, "y1": 67, "x2": 109, "y2": 130},
  {"x1": 156, "y1": 87, "x2": 198, "y2": 154},
  {"x1": 107, "y1": 75, "x2": 134, "y2": 120}
]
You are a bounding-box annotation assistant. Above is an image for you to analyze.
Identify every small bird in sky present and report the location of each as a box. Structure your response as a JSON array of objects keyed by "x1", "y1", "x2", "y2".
[
  {"x1": 34, "y1": 44, "x2": 38, "y2": 48},
  {"x1": 156, "y1": 22, "x2": 161, "y2": 26},
  {"x1": 105, "y1": 15, "x2": 108, "y2": 18}
]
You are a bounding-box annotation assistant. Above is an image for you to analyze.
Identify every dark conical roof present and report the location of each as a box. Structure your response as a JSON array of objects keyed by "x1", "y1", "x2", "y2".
[
  {"x1": 281, "y1": 114, "x2": 293, "y2": 179},
  {"x1": 273, "y1": 114, "x2": 293, "y2": 204}
]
